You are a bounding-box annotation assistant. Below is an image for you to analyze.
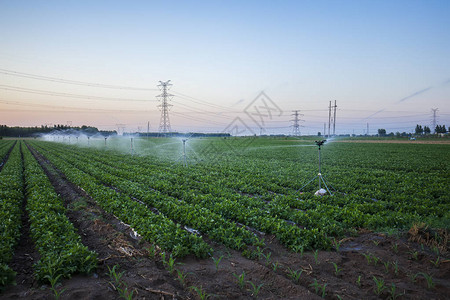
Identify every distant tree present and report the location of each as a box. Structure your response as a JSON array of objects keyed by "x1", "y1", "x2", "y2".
[
  {"x1": 378, "y1": 128, "x2": 386, "y2": 136},
  {"x1": 424, "y1": 126, "x2": 431, "y2": 134},
  {"x1": 435, "y1": 125, "x2": 447, "y2": 134},
  {"x1": 395, "y1": 132, "x2": 401, "y2": 138},
  {"x1": 318, "y1": 132, "x2": 321, "y2": 136},
  {"x1": 415, "y1": 124, "x2": 423, "y2": 135}
]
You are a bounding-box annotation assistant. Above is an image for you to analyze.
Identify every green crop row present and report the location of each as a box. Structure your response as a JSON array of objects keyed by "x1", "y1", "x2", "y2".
[
  {"x1": 27, "y1": 142, "x2": 212, "y2": 258},
  {"x1": 21, "y1": 144, "x2": 98, "y2": 282},
  {"x1": 31, "y1": 141, "x2": 332, "y2": 250},
  {"x1": 0, "y1": 142, "x2": 23, "y2": 290},
  {"x1": 32, "y1": 142, "x2": 263, "y2": 250}
]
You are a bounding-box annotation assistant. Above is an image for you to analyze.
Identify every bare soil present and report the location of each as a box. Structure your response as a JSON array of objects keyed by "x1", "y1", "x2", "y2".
[{"x1": 1, "y1": 146, "x2": 448, "y2": 299}]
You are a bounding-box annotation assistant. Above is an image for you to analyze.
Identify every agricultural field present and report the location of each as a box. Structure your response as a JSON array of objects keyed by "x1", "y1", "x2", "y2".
[{"x1": 0, "y1": 137, "x2": 449, "y2": 299}]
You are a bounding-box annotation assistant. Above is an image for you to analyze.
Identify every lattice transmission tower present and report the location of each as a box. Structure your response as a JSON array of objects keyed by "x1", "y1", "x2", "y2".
[
  {"x1": 431, "y1": 108, "x2": 438, "y2": 133},
  {"x1": 291, "y1": 110, "x2": 304, "y2": 136},
  {"x1": 157, "y1": 80, "x2": 173, "y2": 136}
]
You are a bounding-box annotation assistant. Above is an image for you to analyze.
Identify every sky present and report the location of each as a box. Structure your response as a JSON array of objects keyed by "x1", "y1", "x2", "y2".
[{"x1": 0, "y1": 0, "x2": 449, "y2": 135}]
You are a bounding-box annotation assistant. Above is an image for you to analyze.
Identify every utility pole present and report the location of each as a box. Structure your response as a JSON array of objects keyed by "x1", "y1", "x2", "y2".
[
  {"x1": 366, "y1": 123, "x2": 369, "y2": 136},
  {"x1": 328, "y1": 101, "x2": 332, "y2": 138},
  {"x1": 332, "y1": 100, "x2": 337, "y2": 136},
  {"x1": 431, "y1": 108, "x2": 438, "y2": 133},
  {"x1": 147, "y1": 121, "x2": 150, "y2": 138},
  {"x1": 291, "y1": 110, "x2": 304, "y2": 136},
  {"x1": 157, "y1": 80, "x2": 173, "y2": 137},
  {"x1": 323, "y1": 123, "x2": 326, "y2": 137}
]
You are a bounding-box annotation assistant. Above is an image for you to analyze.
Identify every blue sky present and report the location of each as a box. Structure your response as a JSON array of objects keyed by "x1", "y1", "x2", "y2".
[{"x1": 1, "y1": 0, "x2": 449, "y2": 134}]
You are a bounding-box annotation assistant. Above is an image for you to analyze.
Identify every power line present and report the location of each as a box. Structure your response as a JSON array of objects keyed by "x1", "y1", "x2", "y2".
[
  {"x1": 0, "y1": 84, "x2": 156, "y2": 102},
  {"x1": 0, "y1": 68, "x2": 158, "y2": 91}
]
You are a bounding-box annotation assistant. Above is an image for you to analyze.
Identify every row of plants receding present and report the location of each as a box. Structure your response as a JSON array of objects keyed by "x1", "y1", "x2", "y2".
[
  {"x1": 28, "y1": 142, "x2": 212, "y2": 258},
  {"x1": 22, "y1": 144, "x2": 98, "y2": 282},
  {"x1": 32, "y1": 141, "x2": 332, "y2": 251},
  {"x1": 0, "y1": 142, "x2": 24, "y2": 290},
  {"x1": 32, "y1": 142, "x2": 265, "y2": 251}
]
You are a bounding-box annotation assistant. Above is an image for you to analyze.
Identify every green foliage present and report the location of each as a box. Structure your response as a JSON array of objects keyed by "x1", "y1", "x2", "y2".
[
  {"x1": 331, "y1": 262, "x2": 342, "y2": 276},
  {"x1": 107, "y1": 265, "x2": 134, "y2": 300},
  {"x1": 26, "y1": 139, "x2": 449, "y2": 262},
  {"x1": 190, "y1": 286, "x2": 210, "y2": 300},
  {"x1": 22, "y1": 144, "x2": 97, "y2": 281},
  {"x1": 0, "y1": 142, "x2": 23, "y2": 289},
  {"x1": 211, "y1": 255, "x2": 223, "y2": 272},
  {"x1": 309, "y1": 279, "x2": 326, "y2": 298},
  {"x1": 233, "y1": 271, "x2": 246, "y2": 290},
  {"x1": 247, "y1": 281, "x2": 263, "y2": 298},
  {"x1": 417, "y1": 272, "x2": 435, "y2": 289},
  {"x1": 286, "y1": 267, "x2": 303, "y2": 283},
  {"x1": 372, "y1": 276, "x2": 386, "y2": 296}
]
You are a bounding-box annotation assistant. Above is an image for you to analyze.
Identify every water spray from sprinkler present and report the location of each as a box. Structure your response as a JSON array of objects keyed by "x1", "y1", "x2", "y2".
[
  {"x1": 298, "y1": 139, "x2": 335, "y2": 196},
  {"x1": 130, "y1": 138, "x2": 134, "y2": 155}
]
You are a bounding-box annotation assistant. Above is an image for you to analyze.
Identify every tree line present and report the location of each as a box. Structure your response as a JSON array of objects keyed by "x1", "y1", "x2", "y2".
[
  {"x1": 377, "y1": 124, "x2": 447, "y2": 137},
  {"x1": 0, "y1": 125, "x2": 116, "y2": 137}
]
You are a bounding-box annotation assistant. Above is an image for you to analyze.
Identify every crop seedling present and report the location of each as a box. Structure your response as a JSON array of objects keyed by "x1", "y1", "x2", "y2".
[
  {"x1": 43, "y1": 271, "x2": 66, "y2": 300},
  {"x1": 247, "y1": 281, "x2": 263, "y2": 298},
  {"x1": 309, "y1": 279, "x2": 326, "y2": 298},
  {"x1": 313, "y1": 250, "x2": 319, "y2": 265},
  {"x1": 430, "y1": 256, "x2": 440, "y2": 268},
  {"x1": 372, "y1": 240, "x2": 380, "y2": 246},
  {"x1": 432, "y1": 246, "x2": 440, "y2": 256},
  {"x1": 262, "y1": 252, "x2": 272, "y2": 266},
  {"x1": 211, "y1": 255, "x2": 223, "y2": 272},
  {"x1": 371, "y1": 255, "x2": 380, "y2": 266},
  {"x1": 392, "y1": 260, "x2": 399, "y2": 275},
  {"x1": 408, "y1": 273, "x2": 418, "y2": 283},
  {"x1": 383, "y1": 261, "x2": 390, "y2": 273},
  {"x1": 362, "y1": 252, "x2": 372, "y2": 265},
  {"x1": 418, "y1": 272, "x2": 435, "y2": 289},
  {"x1": 391, "y1": 243, "x2": 398, "y2": 253},
  {"x1": 233, "y1": 271, "x2": 246, "y2": 290},
  {"x1": 333, "y1": 238, "x2": 341, "y2": 252},
  {"x1": 190, "y1": 286, "x2": 210, "y2": 300},
  {"x1": 165, "y1": 254, "x2": 180, "y2": 273},
  {"x1": 107, "y1": 265, "x2": 134, "y2": 300},
  {"x1": 356, "y1": 275, "x2": 362, "y2": 287},
  {"x1": 372, "y1": 276, "x2": 386, "y2": 296},
  {"x1": 388, "y1": 283, "x2": 405, "y2": 300},
  {"x1": 272, "y1": 261, "x2": 280, "y2": 271},
  {"x1": 409, "y1": 251, "x2": 418, "y2": 261},
  {"x1": 331, "y1": 262, "x2": 342, "y2": 277},
  {"x1": 254, "y1": 246, "x2": 264, "y2": 259},
  {"x1": 287, "y1": 267, "x2": 303, "y2": 283},
  {"x1": 176, "y1": 269, "x2": 190, "y2": 286},
  {"x1": 160, "y1": 252, "x2": 167, "y2": 265}
]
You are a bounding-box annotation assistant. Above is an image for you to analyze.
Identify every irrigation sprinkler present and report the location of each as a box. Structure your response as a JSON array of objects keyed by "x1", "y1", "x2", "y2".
[
  {"x1": 87, "y1": 136, "x2": 90, "y2": 146},
  {"x1": 179, "y1": 139, "x2": 188, "y2": 167},
  {"x1": 76, "y1": 136, "x2": 79, "y2": 143},
  {"x1": 130, "y1": 138, "x2": 134, "y2": 155},
  {"x1": 175, "y1": 136, "x2": 198, "y2": 167},
  {"x1": 104, "y1": 137, "x2": 107, "y2": 146},
  {"x1": 298, "y1": 139, "x2": 334, "y2": 196}
]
